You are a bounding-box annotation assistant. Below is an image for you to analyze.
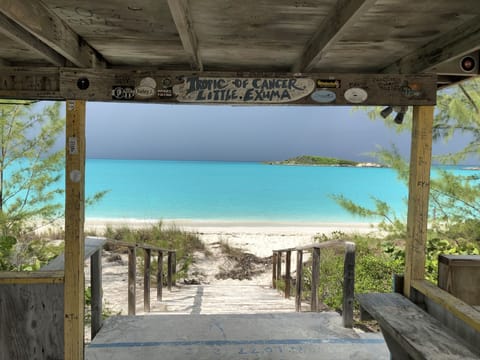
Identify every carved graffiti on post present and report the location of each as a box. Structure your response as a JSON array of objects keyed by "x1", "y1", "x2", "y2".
[{"x1": 173, "y1": 77, "x2": 315, "y2": 103}]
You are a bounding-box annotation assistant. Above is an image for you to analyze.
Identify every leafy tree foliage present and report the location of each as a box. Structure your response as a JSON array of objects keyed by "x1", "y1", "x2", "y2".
[
  {"x1": 0, "y1": 101, "x2": 65, "y2": 269},
  {"x1": 0, "y1": 101, "x2": 64, "y2": 236},
  {"x1": 339, "y1": 78, "x2": 480, "y2": 243}
]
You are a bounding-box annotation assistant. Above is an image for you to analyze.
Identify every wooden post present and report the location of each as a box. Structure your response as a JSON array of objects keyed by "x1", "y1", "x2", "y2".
[
  {"x1": 295, "y1": 250, "x2": 303, "y2": 312},
  {"x1": 285, "y1": 250, "x2": 291, "y2": 298},
  {"x1": 272, "y1": 252, "x2": 277, "y2": 288},
  {"x1": 172, "y1": 251, "x2": 177, "y2": 286},
  {"x1": 167, "y1": 251, "x2": 173, "y2": 291},
  {"x1": 311, "y1": 247, "x2": 320, "y2": 311},
  {"x1": 64, "y1": 100, "x2": 86, "y2": 360},
  {"x1": 157, "y1": 251, "x2": 163, "y2": 301},
  {"x1": 342, "y1": 242, "x2": 355, "y2": 328},
  {"x1": 144, "y1": 248, "x2": 151, "y2": 312},
  {"x1": 90, "y1": 249, "x2": 102, "y2": 339},
  {"x1": 276, "y1": 250, "x2": 282, "y2": 285},
  {"x1": 128, "y1": 247, "x2": 136, "y2": 315},
  {"x1": 404, "y1": 106, "x2": 434, "y2": 297}
]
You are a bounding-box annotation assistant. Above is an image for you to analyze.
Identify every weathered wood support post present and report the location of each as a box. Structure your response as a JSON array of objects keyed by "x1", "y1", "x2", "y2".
[
  {"x1": 285, "y1": 250, "x2": 291, "y2": 298},
  {"x1": 342, "y1": 242, "x2": 355, "y2": 328},
  {"x1": 172, "y1": 251, "x2": 177, "y2": 286},
  {"x1": 276, "y1": 250, "x2": 282, "y2": 285},
  {"x1": 404, "y1": 106, "x2": 434, "y2": 298},
  {"x1": 272, "y1": 251, "x2": 278, "y2": 288},
  {"x1": 64, "y1": 100, "x2": 86, "y2": 360},
  {"x1": 295, "y1": 250, "x2": 303, "y2": 312},
  {"x1": 90, "y1": 248, "x2": 103, "y2": 339},
  {"x1": 128, "y1": 246, "x2": 137, "y2": 315},
  {"x1": 157, "y1": 251, "x2": 163, "y2": 301},
  {"x1": 144, "y1": 248, "x2": 151, "y2": 312},
  {"x1": 311, "y1": 247, "x2": 320, "y2": 311},
  {"x1": 167, "y1": 251, "x2": 174, "y2": 291}
]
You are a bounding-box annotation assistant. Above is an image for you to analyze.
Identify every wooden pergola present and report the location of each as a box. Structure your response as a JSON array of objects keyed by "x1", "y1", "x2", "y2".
[{"x1": 0, "y1": 1, "x2": 479, "y2": 358}]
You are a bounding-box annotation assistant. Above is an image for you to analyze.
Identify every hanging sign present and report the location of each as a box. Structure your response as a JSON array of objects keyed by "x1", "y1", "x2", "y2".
[{"x1": 173, "y1": 77, "x2": 315, "y2": 103}]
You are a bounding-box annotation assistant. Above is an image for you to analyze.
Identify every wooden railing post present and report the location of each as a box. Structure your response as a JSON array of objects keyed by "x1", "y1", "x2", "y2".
[
  {"x1": 90, "y1": 249, "x2": 102, "y2": 339},
  {"x1": 272, "y1": 252, "x2": 278, "y2": 288},
  {"x1": 311, "y1": 247, "x2": 320, "y2": 311},
  {"x1": 342, "y1": 242, "x2": 356, "y2": 328},
  {"x1": 295, "y1": 250, "x2": 303, "y2": 312},
  {"x1": 128, "y1": 246, "x2": 136, "y2": 315},
  {"x1": 276, "y1": 250, "x2": 282, "y2": 285},
  {"x1": 167, "y1": 251, "x2": 173, "y2": 291},
  {"x1": 157, "y1": 251, "x2": 163, "y2": 301},
  {"x1": 144, "y1": 248, "x2": 151, "y2": 312},
  {"x1": 285, "y1": 250, "x2": 291, "y2": 298},
  {"x1": 172, "y1": 251, "x2": 177, "y2": 286}
]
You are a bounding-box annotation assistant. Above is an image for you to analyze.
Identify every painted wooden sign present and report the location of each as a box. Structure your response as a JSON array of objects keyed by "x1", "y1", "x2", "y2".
[
  {"x1": 173, "y1": 77, "x2": 316, "y2": 103},
  {"x1": 0, "y1": 68, "x2": 437, "y2": 105}
]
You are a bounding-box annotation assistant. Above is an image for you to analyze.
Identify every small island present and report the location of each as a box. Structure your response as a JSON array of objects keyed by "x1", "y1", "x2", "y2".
[{"x1": 264, "y1": 155, "x2": 385, "y2": 167}]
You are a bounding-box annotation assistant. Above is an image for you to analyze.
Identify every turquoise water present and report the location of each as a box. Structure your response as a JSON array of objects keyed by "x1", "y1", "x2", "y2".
[{"x1": 84, "y1": 159, "x2": 412, "y2": 222}]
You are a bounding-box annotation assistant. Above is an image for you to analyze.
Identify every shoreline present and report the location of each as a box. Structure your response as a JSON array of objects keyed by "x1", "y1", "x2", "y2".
[
  {"x1": 84, "y1": 217, "x2": 379, "y2": 237},
  {"x1": 84, "y1": 218, "x2": 381, "y2": 258}
]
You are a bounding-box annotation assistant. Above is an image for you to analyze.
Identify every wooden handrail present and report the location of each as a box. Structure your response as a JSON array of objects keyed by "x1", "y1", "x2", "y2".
[
  {"x1": 105, "y1": 239, "x2": 170, "y2": 253},
  {"x1": 112, "y1": 239, "x2": 176, "y2": 316},
  {"x1": 272, "y1": 240, "x2": 356, "y2": 328}
]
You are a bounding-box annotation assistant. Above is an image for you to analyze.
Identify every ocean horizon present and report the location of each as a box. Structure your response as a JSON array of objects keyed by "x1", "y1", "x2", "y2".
[{"x1": 80, "y1": 159, "x2": 479, "y2": 224}]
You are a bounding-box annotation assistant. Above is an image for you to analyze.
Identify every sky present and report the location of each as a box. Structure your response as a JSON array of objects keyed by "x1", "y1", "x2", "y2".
[{"x1": 82, "y1": 102, "x2": 473, "y2": 163}]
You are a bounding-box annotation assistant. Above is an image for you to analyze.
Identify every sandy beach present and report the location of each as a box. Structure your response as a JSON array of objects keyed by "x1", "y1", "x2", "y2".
[{"x1": 85, "y1": 218, "x2": 379, "y2": 257}]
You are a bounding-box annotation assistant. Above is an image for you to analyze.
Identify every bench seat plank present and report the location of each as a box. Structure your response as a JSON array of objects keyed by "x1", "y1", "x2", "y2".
[{"x1": 357, "y1": 293, "x2": 479, "y2": 360}]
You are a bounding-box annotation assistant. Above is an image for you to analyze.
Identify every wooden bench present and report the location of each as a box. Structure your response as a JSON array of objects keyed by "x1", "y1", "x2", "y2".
[{"x1": 357, "y1": 292, "x2": 480, "y2": 360}]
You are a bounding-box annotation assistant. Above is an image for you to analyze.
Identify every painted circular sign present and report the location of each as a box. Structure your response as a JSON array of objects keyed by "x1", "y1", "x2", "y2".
[
  {"x1": 344, "y1": 88, "x2": 368, "y2": 103},
  {"x1": 310, "y1": 89, "x2": 336, "y2": 103}
]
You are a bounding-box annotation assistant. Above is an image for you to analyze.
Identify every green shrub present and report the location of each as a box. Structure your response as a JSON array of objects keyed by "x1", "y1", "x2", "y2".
[
  {"x1": 104, "y1": 221, "x2": 206, "y2": 281},
  {"x1": 301, "y1": 234, "x2": 403, "y2": 312}
]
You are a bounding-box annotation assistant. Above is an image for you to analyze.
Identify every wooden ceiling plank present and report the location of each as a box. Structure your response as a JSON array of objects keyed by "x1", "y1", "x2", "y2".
[
  {"x1": 292, "y1": 0, "x2": 377, "y2": 73},
  {"x1": 383, "y1": 15, "x2": 480, "y2": 74},
  {"x1": 0, "y1": 12, "x2": 65, "y2": 66},
  {"x1": 0, "y1": 0, "x2": 103, "y2": 68},
  {"x1": 167, "y1": 0, "x2": 203, "y2": 71},
  {"x1": 0, "y1": 57, "x2": 11, "y2": 66}
]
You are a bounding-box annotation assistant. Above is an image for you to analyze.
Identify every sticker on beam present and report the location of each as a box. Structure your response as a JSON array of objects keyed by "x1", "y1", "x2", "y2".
[
  {"x1": 311, "y1": 89, "x2": 336, "y2": 103},
  {"x1": 344, "y1": 88, "x2": 368, "y2": 103},
  {"x1": 173, "y1": 77, "x2": 315, "y2": 103}
]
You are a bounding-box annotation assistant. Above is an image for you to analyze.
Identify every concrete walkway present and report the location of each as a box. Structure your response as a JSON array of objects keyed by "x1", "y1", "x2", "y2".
[
  {"x1": 87, "y1": 313, "x2": 388, "y2": 360},
  {"x1": 147, "y1": 283, "x2": 300, "y2": 314},
  {"x1": 87, "y1": 282, "x2": 389, "y2": 359}
]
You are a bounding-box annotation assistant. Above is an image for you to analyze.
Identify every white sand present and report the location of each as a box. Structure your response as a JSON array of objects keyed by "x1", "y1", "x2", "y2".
[{"x1": 85, "y1": 218, "x2": 379, "y2": 257}]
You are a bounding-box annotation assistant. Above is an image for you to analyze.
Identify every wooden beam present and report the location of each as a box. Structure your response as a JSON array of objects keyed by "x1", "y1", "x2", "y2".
[
  {"x1": 0, "y1": 0, "x2": 103, "y2": 68},
  {"x1": 412, "y1": 279, "x2": 480, "y2": 333},
  {"x1": 0, "y1": 12, "x2": 65, "y2": 66},
  {"x1": 0, "y1": 271, "x2": 64, "y2": 284},
  {"x1": 383, "y1": 16, "x2": 480, "y2": 74},
  {"x1": 0, "y1": 57, "x2": 11, "y2": 66},
  {"x1": 292, "y1": 0, "x2": 377, "y2": 72},
  {"x1": 0, "y1": 67, "x2": 438, "y2": 105},
  {"x1": 64, "y1": 100, "x2": 86, "y2": 360},
  {"x1": 167, "y1": 0, "x2": 203, "y2": 71},
  {"x1": 404, "y1": 106, "x2": 434, "y2": 297}
]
